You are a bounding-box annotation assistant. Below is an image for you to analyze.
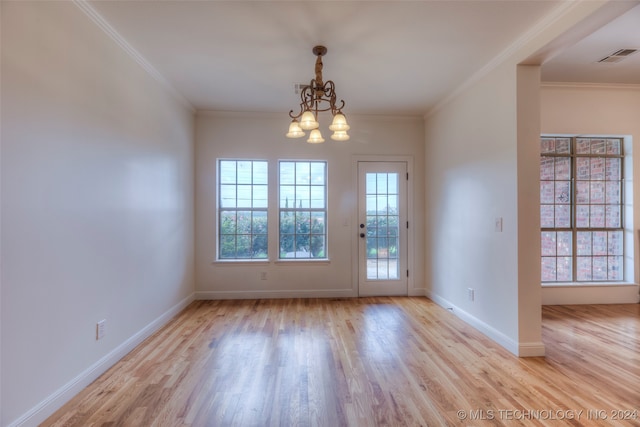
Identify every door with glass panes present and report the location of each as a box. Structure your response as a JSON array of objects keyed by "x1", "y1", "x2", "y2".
[{"x1": 358, "y1": 162, "x2": 408, "y2": 296}]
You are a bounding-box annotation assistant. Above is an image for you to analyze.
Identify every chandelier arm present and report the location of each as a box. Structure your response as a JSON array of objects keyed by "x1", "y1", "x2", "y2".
[
  {"x1": 319, "y1": 80, "x2": 345, "y2": 115},
  {"x1": 332, "y1": 99, "x2": 345, "y2": 115},
  {"x1": 291, "y1": 99, "x2": 345, "y2": 116},
  {"x1": 329, "y1": 87, "x2": 337, "y2": 113},
  {"x1": 288, "y1": 83, "x2": 315, "y2": 119},
  {"x1": 322, "y1": 80, "x2": 335, "y2": 97},
  {"x1": 305, "y1": 81, "x2": 316, "y2": 107}
]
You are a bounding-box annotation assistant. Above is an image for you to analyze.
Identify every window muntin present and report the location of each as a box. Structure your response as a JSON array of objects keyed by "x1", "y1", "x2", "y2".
[
  {"x1": 279, "y1": 161, "x2": 327, "y2": 259},
  {"x1": 540, "y1": 137, "x2": 623, "y2": 282},
  {"x1": 365, "y1": 172, "x2": 400, "y2": 279},
  {"x1": 218, "y1": 160, "x2": 268, "y2": 259}
]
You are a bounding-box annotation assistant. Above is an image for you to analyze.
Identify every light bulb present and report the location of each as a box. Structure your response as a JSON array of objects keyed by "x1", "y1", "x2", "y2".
[
  {"x1": 329, "y1": 113, "x2": 350, "y2": 131},
  {"x1": 331, "y1": 130, "x2": 350, "y2": 141},
  {"x1": 299, "y1": 111, "x2": 319, "y2": 130},
  {"x1": 307, "y1": 129, "x2": 325, "y2": 144},
  {"x1": 286, "y1": 120, "x2": 305, "y2": 138}
]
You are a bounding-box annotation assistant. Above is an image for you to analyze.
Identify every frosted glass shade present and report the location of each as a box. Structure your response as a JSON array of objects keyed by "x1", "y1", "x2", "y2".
[
  {"x1": 307, "y1": 129, "x2": 325, "y2": 144},
  {"x1": 299, "y1": 111, "x2": 319, "y2": 130},
  {"x1": 329, "y1": 113, "x2": 350, "y2": 131},
  {"x1": 330, "y1": 130, "x2": 350, "y2": 141},
  {"x1": 286, "y1": 120, "x2": 305, "y2": 138}
]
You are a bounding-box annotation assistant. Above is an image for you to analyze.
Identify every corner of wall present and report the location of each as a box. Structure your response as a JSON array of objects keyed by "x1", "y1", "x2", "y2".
[
  {"x1": 426, "y1": 291, "x2": 520, "y2": 357},
  {"x1": 6, "y1": 294, "x2": 195, "y2": 427},
  {"x1": 516, "y1": 64, "x2": 544, "y2": 355}
]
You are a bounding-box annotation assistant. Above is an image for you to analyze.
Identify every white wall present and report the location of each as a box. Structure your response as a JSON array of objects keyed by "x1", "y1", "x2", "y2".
[
  {"x1": 422, "y1": 0, "x2": 619, "y2": 357},
  {"x1": 1, "y1": 3, "x2": 195, "y2": 425},
  {"x1": 540, "y1": 84, "x2": 640, "y2": 304},
  {"x1": 195, "y1": 112, "x2": 425, "y2": 298},
  {"x1": 424, "y1": 60, "x2": 526, "y2": 354}
]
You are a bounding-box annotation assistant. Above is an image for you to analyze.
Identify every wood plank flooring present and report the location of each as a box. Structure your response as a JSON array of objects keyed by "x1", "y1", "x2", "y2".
[{"x1": 43, "y1": 298, "x2": 640, "y2": 426}]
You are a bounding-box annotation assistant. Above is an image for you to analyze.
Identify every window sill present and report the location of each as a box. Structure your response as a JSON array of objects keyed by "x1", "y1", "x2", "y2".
[
  {"x1": 542, "y1": 282, "x2": 637, "y2": 288},
  {"x1": 212, "y1": 260, "x2": 270, "y2": 266},
  {"x1": 275, "y1": 259, "x2": 330, "y2": 265},
  {"x1": 212, "y1": 259, "x2": 331, "y2": 266}
]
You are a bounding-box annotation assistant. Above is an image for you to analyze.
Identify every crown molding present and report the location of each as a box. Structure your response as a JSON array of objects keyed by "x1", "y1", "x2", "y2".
[
  {"x1": 541, "y1": 81, "x2": 640, "y2": 90},
  {"x1": 72, "y1": 0, "x2": 194, "y2": 112},
  {"x1": 197, "y1": 110, "x2": 424, "y2": 122},
  {"x1": 424, "y1": 1, "x2": 604, "y2": 120},
  {"x1": 197, "y1": 110, "x2": 284, "y2": 119}
]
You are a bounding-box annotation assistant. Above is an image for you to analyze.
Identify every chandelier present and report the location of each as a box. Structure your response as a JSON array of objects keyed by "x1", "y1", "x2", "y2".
[{"x1": 286, "y1": 46, "x2": 350, "y2": 143}]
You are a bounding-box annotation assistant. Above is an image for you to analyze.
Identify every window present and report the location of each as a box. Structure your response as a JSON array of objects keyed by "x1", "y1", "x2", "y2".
[
  {"x1": 540, "y1": 137, "x2": 624, "y2": 282},
  {"x1": 218, "y1": 160, "x2": 268, "y2": 259},
  {"x1": 365, "y1": 172, "x2": 401, "y2": 279},
  {"x1": 279, "y1": 161, "x2": 327, "y2": 259}
]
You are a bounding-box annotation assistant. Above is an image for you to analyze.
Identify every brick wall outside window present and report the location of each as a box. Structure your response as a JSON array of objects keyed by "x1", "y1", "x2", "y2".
[{"x1": 540, "y1": 137, "x2": 624, "y2": 283}]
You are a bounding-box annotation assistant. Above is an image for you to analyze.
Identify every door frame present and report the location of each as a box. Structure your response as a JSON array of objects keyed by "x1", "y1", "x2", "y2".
[{"x1": 351, "y1": 155, "x2": 415, "y2": 296}]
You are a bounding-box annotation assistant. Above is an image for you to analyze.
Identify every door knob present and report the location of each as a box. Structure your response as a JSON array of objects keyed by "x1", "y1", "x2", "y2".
[
  {"x1": 360, "y1": 223, "x2": 365, "y2": 228},
  {"x1": 360, "y1": 233, "x2": 365, "y2": 238}
]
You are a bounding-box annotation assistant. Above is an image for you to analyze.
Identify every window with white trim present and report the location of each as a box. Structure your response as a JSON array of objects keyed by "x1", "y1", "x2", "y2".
[
  {"x1": 540, "y1": 136, "x2": 624, "y2": 282},
  {"x1": 218, "y1": 160, "x2": 268, "y2": 259},
  {"x1": 279, "y1": 161, "x2": 327, "y2": 259}
]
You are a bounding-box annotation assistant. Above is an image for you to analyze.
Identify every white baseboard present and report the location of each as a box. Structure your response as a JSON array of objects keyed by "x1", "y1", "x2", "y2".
[
  {"x1": 425, "y1": 291, "x2": 543, "y2": 357},
  {"x1": 9, "y1": 293, "x2": 195, "y2": 427},
  {"x1": 195, "y1": 289, "x2": 357, "y2": 300},
  {"x1": 519, "y1": 341, "x2": 546, "y2": 357},
  {"x1": 196, "y1": 288, "x2": 427, "y2": 300}
]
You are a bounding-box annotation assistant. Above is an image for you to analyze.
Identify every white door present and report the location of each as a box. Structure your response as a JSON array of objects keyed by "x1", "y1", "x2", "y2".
[{"x1": 358, "y1": 162, "x2": 408, "y2": 296}]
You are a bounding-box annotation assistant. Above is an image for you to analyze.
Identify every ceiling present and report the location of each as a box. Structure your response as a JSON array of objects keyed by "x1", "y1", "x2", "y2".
[
  {"x1": 86, "y1": 1, "x2": 640, "y2": 116},
  {"x1": 542, "y1": 3, "x2": 640, "y2": 84}
]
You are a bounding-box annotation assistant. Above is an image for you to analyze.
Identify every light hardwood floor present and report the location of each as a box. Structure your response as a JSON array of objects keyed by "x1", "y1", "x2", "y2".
[{"x1": 43, "y1": 298, "x2": 640, "y2": 426}]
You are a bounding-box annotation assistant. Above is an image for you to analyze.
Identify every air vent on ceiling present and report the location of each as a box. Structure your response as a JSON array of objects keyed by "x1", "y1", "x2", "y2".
[
  {"x1": 598, "y1": 48, "x2": 638, "y2": 63},
  {"x1": 294, "y1": 83, "x2": 310, "y2": 95}
]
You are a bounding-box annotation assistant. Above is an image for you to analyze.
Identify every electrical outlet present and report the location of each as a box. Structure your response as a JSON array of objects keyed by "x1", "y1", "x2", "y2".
[
  {"x1": 260, "y1": 272, "x2": 267, "y2": 280},
  {"x1": 96, "y1": 319, "x2": 107, "y2": 340},
  {"x1": 468, "y1": 288, "x2": 475, "y2": 302}
]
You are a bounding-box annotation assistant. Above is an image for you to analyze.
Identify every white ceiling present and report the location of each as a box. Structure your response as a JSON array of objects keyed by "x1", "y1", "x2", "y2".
[
  {"x1": 541, "y1": 3, "x2": 640, "y2": 84},
  {"x1": 86, "y1": 1, "x2": 640, "y2": 116}
]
